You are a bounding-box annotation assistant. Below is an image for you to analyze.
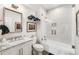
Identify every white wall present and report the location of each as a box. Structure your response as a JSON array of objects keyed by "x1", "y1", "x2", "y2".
[
  {"x1": 0, "y1": 4, "x2": 36, "y2": 39},
  {"x1": 36, "y1": 7, "x2": 50, "y2": 41},
  {"x1": 47, "y1": 5, "x2": 73, "y2": 45}
]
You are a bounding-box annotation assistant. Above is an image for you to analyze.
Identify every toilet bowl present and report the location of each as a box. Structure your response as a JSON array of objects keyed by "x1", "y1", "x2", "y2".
[
  {"x1": 32, "y1": 36, "x2": 44, "y2": 55},
  {"x1": 33, "y1": 44, "x2": 44, "y2": 55}
]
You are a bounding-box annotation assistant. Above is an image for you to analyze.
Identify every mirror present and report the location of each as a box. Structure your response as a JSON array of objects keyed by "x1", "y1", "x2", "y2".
[
  {"x1": 76, "y1": 10, "x2": 79, "y2": 36},
  {"x1": 3, "y1": 8, "x2": 22, "y2": 33}
]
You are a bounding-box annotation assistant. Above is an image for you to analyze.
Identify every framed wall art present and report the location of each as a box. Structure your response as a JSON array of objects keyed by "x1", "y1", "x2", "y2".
[
  {"x1": 15, "y1": 22, "x2": 22, "y2": 32},
  {"x1": 27, "y1": 22, "x2": 37, "y2": 32}
]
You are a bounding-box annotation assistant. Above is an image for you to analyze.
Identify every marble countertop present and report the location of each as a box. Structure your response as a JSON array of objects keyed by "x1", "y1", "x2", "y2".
[{"x1": 0, "y1": 37, "x2": 32, "y2": 52}]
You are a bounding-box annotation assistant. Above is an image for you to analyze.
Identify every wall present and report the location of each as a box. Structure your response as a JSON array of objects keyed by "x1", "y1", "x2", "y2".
[
  {"x1": 36, "y1": 7, "x2": 50, "y2": 41},
  {"x1": 0, "y1": 4, "x2": 36, "y2": 39},
  {"x1": 47, "y1": 5, "x2": 73, "y2": 45}
]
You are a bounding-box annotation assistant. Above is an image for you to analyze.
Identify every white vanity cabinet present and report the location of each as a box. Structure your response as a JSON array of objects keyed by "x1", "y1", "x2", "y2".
[
  {"x1": 22, "y1": 41, "x2": 32, "y2": 55},
  {"x1": 1, "y1": 40, "x2": 32, "y2": 55},
  {"x1": 1, "y1": 45, "x2": 20, "y2": 55}
]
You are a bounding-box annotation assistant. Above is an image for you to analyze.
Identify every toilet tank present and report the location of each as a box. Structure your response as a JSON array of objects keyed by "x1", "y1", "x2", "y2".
[{"x1": 32, "y1": 36, "x2": 37, "y2": 44}]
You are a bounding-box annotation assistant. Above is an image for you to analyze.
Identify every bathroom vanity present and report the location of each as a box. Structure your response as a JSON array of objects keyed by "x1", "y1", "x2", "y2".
[
  {"x1": 0, "y1": 7, "x2": 34, "y2": 55},
  {"x1": 0, "y1": 37, "x2": 32, "y2": 55}
]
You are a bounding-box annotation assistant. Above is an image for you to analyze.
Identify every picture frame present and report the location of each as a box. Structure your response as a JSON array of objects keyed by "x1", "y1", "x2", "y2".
[
  {"x1": 27, "y1": 22, "x2": 37, "y2": 32},
  {"x1": 76, "y1": 10, "x2": 79, "y2": 36},
  {"x1": 15, "y1": 22, "x2": 22, "y2": 32}
]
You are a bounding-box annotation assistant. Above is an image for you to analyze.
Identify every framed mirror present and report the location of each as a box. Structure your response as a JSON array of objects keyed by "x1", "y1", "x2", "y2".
[
  {"x1": 3, "y1": 8, "x2": 22, "y2": 33},
  {"x1": 76, "y1": 10, "x2": 79, "y2": 36}
]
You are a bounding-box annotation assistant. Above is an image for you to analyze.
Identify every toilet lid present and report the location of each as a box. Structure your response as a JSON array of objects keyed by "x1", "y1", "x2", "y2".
[{"x1": 33, "y1": 44, "x2": 44, "y2": 49}]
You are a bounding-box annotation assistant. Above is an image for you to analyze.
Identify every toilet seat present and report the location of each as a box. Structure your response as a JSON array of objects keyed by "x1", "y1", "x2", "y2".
[
  {"x1": 32, "y1": 36, "x2": 44, "y2": 54},
  {"x1": 33, "y1": 44, "x2": 44, "y2": 52}
]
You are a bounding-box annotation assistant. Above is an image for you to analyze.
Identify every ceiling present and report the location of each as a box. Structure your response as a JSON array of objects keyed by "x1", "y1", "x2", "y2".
[{"x1": 24, "y1": 4, "x2": 63, "y2": 11}]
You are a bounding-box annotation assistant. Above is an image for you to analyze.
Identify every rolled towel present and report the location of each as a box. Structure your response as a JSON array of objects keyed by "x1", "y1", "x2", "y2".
[{"x1": 0, "y1": 25, "x2": 10, "y2": 35}]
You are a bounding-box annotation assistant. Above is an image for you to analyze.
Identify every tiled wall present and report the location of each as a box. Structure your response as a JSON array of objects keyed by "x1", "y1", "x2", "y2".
[{"x1": 48, "y1": 5, "x2": 72, "y2": 45}]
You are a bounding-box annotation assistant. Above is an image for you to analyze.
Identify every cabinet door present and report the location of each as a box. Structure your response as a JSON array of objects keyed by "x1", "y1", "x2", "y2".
[
  {"x1": 27, "y1": 41, "x2": 32, "y2": 55},
  {"x1": 22, "y1": 41, "x2": 32, "y2": 55},
  {"x1": 1, "y1": 46, "x2": 20, "y2": 55},
  {"x1": 1, "y1": 41, "x2": 32, "y2": 55}
]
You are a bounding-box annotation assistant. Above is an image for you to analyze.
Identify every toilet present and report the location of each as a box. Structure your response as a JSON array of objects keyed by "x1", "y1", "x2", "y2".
[{"x1": 32, "y1": 36, "x2": 44, "y2": 55}]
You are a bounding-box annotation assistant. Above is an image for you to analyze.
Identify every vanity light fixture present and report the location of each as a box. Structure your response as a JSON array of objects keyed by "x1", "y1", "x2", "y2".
[{"x1": 11, "y1": 4, "x2": 19, "y2": 9}]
